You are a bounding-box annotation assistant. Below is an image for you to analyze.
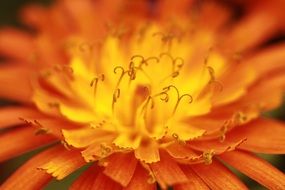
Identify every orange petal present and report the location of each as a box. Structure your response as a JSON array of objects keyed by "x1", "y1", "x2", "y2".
[
  {"x1": 220, "y1": 151, "x2": 285, "y2": 190},
  {"x1": 156, "y1": 0, "x2": 194, "y2": 20},
  {"x1": 124, "y1": 163, "x2": 156, "y2": 190},
  {"x1": 228, "y1": 118, "x2": 285, "y2": 154},
  {"x1": 226, "y1": 7, "x2": 279, "y2": 52},
  {"x1": 244, "y1": 44, "x2": 285, "y2": 77},
  {"x1": 191, "y1": 160, "x2": 247, "y2": 190},
  {"x1": 0, "y1": 126, "x2": 56, "y2": 162},
  {"x1": 166, "y1": 143, "x2": 199, "y2": 159},
  {"x1": 189, "y1": 137, "x2": 246, "y2": 154},
  {"x1": 70, "y1": 165, "x2": 101, "y2": 190},
  {"x1": 0, "y1": 65, "x2": 32, "y2": 102},
  {"x1": 0, "y1": 107, "x2": 44, "y2": 129},
  {"x1": 150, "y1": 150, "x2": 188, "y2": 189},
  {"x1": 0, "y1": 28, "x2": 34, "y2": 61},
  {"x1": 1, "y1": 145, "x2": 64, "y2": 190},
  {"x1": 174, "y1": 165, "x2": 209, "y2": 190},
  {"x1": 39, "y1": 148, "x2": 85, "y2": 180},
  {"x1": 103, "y1": 152, "x2": 138, "y2": 187},
  {"x1": 93, "y1": 172, "x2": 122, "y2": 190}
]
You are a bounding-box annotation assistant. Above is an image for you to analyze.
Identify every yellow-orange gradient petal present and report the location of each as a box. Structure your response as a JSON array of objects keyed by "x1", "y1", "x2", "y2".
[
  {"x1": 1, "y1": 146, "x2": 65, "y2": 190},
  {"x1": 0, "y1": 126, "x2": 56, "y2": 162},
  {"x1": 191, "y1": 160, "x2": 248, "y2": 190},
  {"x1": 220, "y1": 151, "x2": 285, "y2": 190},
  {"x1": 38, "y1": 148, "x2": 85, "y2": 180}
]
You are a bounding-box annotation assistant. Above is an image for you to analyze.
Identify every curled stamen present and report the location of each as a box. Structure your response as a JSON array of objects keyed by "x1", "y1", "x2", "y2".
[
  {"x1": 90, "y1": 74, "x2": 105, "y2": 98},
  {"x1": 206, "y1": 66, "x2": 215, "y2": 83},
  {"x1": 112, "y1": 88, "x2": 121, "y2": 111},
  {"x1": 160, "y1": 53, "x2": 184, "y2": 78},
  {"x1": 147, "y1": 172, "x2": 156, "y2": 184},
  {"x1": 114, "y1": 66, "x2": 126, "y2": 88},
  {"x1": 131, "y1": 55, "x2": 159, "y2": 68},
  {"x1": 153, "y1": 32, "x2": 175, "y2": 44},
  {"x1": 163, "y1": 85, "x2": 193, "y2": 115}
]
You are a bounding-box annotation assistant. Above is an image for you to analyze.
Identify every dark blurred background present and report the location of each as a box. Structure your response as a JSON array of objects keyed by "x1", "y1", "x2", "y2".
[{"x1": 0, "y1": 0, "x2": 284, "y2": 189}]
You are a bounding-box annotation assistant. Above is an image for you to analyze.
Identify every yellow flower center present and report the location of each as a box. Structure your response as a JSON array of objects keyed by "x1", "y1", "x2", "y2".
[{"x1": 32, "y1": 23, "x2": 227, "y2": 163}]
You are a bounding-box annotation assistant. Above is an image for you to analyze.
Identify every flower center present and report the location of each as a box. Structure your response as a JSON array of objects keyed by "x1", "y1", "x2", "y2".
[{"x1": 32, "y1": 23, "x2": 227, "y2": 162}]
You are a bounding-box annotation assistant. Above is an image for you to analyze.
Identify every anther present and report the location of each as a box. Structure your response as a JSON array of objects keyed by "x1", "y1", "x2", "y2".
[
  {"x1": 147, "y1": 172, "x2": 156, "y2": 184},
  {"x1": 203, "y1": 149, "x2": 215, "y2": 165},
  {"x1": 162, "y1": 85, "x2": 193, "y2": 115},
  {"x1": 90, "y1": 74, "x2": 105, "y2": 98},
  {"x1": 35, "y1": 128, "x2": 49, "y2": 135},
  {"x1": 160, "y1": 53, "x2": 184, "y2": 77},
  {"x1": 112, "y1": 88, "x2": 121, "y2": 111}
]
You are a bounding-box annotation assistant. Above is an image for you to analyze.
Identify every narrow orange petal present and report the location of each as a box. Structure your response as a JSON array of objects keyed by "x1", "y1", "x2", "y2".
[
  {"x1": 244, "y1": 44, "x2": 285, "y2": 77},
  {"x1": 226, "y1": 7, "x2": 279, "y2": 51},
  {"x1": 150, "y1": 150, "x2": 188, "y2": 189},
  {"x1": 0, "y1": 107, "x2": 44, "y2": 129},
  {"x1": 0, "y1": 28, "x2": 34, "y2": 61},
  {"x1": 189, "y1": 138, "x2": 246, "y2": 154},
  {"x1": 0, "y1": 126, "x2": 56, "y2": 162},
  {"x1": 70, "y1": 165, "x2": 101, "y2": 190},
  {"x1": 229, "y1": 118, "x2": 285, "y2": 154},
  {"x1": 156, "y1": 0, "x2": 194, "y2": 20},
  {"x1": 103, "y1": 152, "x2": 138, "y2": 187},
  {"x1": 220, "y1": 151, "x2": 285, "y2": 190},
  {"x1": 174, "y1": 165, "x2": 209, "y2": 190},
  {"x1": 191, "y1": 160, "x2": 248, "y2": 190},
  {"x1": 124, "y1": 163, "x2": 157, "y2": 190},
  {"x1": 0, "y1": 65, "x2": 32, "y2": 102},
  {"x1": 39, "y1": 148, "x2": 85, "y2": 180},
  {"x1": 1, "y1": 145, "x2": 64, "y2": 190}
]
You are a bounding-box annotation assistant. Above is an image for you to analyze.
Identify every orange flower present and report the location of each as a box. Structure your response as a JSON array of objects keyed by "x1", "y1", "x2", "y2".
[{"x1": 0, "y1": 0, "x2": 285, "y2": 189}]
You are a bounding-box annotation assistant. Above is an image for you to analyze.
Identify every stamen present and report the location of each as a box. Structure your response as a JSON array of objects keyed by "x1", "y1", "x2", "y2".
[
  {"x1": 160, "y1": 53, "x2": 184, "y2": 78},
  {"x1": 90, "y1": 74, "x2": 105, "y2": 99},
  {"x1": 162, "y1": 85, "x2": 193, "y2": 115},
  {"x1": 202, "y1": 149, "x2": 215, "y2": 165},
  {"x1": 35, "y1": 128, "x2": 49, "y2": 135},
  {"x1": 147, "y1": 172, "x2": 156, "y2": 184},
  {"x1": 114, "y1": 66, "x2": 126, "y2": 89},
  {"x1": 18, "y1": 117, "x2": 33, "y2": 125},
  {"x1": 54, "y1": 65, "x2": 74, "y2": 79},
  {"x1": 61, "y1": 140, "x2": 71, "y2": 150},
  {"x1": 153, "y1": 32, "x2": 176, "y2": 50},
  {"x1": 100, "y1": 143, "x2": 112, "y2": 157},
  {"x1": 79, "y1": 42, "x2": 94, "y2": 52},
  {"x1": 112, "y1": 88, "x2": 121, "y2": 111},
  {"x1": 131, "y1": 55, "x2": 159, "y2": 68},
  {"x1": 48, "y1": 102, "x2": 60, "y2": 108},
  {"x1": 205, "y1": 66, "x2": 223, "y2": 92}
]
